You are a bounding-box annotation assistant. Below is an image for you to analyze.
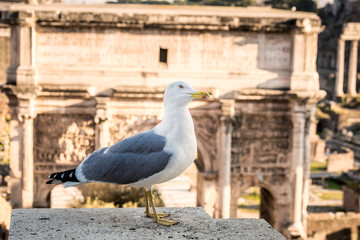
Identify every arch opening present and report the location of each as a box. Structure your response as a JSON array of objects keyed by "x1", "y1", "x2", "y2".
[
  {"x1": 236, "y1": 185, "x2": 276, "y2": 227},
  {"x1": 237, "y1": 186, "x2": 260, "y2": 219}
]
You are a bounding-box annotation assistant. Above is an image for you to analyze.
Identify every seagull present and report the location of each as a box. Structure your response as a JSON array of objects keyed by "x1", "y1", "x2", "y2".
[{"x1": 46, "y1": 81, "x2": 210, "y2": 226}]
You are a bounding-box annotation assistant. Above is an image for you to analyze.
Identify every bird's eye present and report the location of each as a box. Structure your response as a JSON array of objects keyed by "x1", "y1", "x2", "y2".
[{"x1": 178, "y1": 84, "x2": 184, "y2": 89}]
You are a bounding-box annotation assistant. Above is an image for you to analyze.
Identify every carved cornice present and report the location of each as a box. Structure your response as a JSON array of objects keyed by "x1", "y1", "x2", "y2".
[
  {"x1": 0, "y1": 10, "x2": 33, "y2": 27},
  {"x1": 2, "y1": 84, "x2": 41, "y2": 99},
  {"x1": 233, "y1": 88, "x2": 326, "y2": 102},
  {"x1": 37, "y1": 85, "x2": 164, "y2": 100},
  {"x1": 1, "y1": 5, "x2": 321, "y2": 33}
]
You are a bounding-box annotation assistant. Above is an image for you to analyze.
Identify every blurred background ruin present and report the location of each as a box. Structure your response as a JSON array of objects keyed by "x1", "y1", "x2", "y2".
[{"x1": 0, "y1": 0, "x2": 359, "y2": 239}]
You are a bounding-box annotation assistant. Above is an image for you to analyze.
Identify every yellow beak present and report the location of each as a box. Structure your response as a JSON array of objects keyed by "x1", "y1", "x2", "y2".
[{"x1": 189, "y1": 91, "x2": 210, "y2": 99}]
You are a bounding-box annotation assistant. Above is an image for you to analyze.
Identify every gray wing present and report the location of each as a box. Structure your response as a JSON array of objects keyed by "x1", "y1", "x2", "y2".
[{"x1": 78, "y1": 130, "x2": 172, "y2": 184}]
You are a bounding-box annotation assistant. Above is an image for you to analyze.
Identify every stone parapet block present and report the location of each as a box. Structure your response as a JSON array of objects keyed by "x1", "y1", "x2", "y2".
[{"x1": 9, "y1": 207, "x2": 285, "y2": 240}]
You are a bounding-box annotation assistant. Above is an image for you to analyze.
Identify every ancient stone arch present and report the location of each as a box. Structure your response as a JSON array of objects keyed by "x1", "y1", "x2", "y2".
[{"x1": 1, "y1": 4, "x2": 325, "y2": 239}]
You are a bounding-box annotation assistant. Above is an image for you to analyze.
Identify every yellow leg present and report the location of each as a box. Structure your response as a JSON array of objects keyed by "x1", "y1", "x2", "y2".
[
  {"x1": 144, "y1": 189, "x2": 169, "y2": 218},
  {"x1": 144, "y1": 190, "x2": 152, "y2": 217},
  {"x1": 147, "y1": 190, "x2": 177, "y2": 226}
]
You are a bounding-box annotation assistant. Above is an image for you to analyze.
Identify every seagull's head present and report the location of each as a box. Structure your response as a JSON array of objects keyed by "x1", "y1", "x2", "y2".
[{"x1": 163, "y1": 81, "x2": 210, "y2": 108}]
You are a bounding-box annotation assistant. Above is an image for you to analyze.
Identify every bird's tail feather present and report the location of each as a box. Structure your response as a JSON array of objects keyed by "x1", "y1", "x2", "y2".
[{"x1": 46, "y1": 169, "x2": 80, "y2": 187}]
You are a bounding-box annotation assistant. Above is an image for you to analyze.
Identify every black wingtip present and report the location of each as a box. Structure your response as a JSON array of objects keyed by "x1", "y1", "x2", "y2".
[
  {"x1": 46, "y1": 169, "x2": 79, "y2": 185},
  {"x1": 46, "y1": 180, "x2": 54, "y2": 184}
]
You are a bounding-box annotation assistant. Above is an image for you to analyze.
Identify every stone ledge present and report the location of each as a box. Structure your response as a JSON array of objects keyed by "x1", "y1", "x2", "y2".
[{"x1": 9, "y1": 207, "x2": 285, "y2": 240}]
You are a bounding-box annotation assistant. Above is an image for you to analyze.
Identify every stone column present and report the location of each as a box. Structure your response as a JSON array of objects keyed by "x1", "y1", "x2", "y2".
[
  {"x1": 5, "y1": 87, "x2": 38, "y2": 208},
  {"x1": 288, "y1": 103, "x2": 306, "y2": 239},
  {"x1": 198, "y1": 171, "x2": 218, "y2": 218},
  {"x1": 348, "y1": 40, "x2": 358, "y2": 96},
  {"x1": 17, "y1": 92, "x2": 36, "y2": 208},
  {"x1": 302, "y1": 103, "x2": 316, "y2": 237},
  {"x1": 20, "y1": 114, "x2": 34, "y2": 208},
  {"x1": 335, "y1": 39, "x2": 345, "y2": 96},
  {"x1": 218, "y1": 116, "x2": 232, "y2": 218},
  {"x1": 8, "y1": 110, "x2": 22, "y2": 208},
  {"x1": 218, "y1": 100, "x2": 234, "y2": 219},
  {"x1": 95, "y1": 97, "x2": 111, "y2": 149}
]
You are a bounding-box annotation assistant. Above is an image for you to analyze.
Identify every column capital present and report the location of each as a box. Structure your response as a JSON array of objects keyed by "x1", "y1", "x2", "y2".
[
  {"x1": 17, "y1": 102, "x2": 36, "y2": 123},
  {"x1": 94, "y1": 110, "x2": 108, "y2": 124},
  {"x1": 94, "y1": 97, "x2": 111, "y2": 149},
  {"x1": 95, "y1": 97, "x2": 111, "y2": 124},
  {"x1": 7, "y1": 86, "x2": 40, "y2": 122}
]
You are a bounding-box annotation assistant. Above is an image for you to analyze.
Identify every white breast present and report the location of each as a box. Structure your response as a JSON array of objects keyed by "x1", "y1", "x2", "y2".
[{"x1": 130, "y1": 107, "x2": 197, "y2": 190}]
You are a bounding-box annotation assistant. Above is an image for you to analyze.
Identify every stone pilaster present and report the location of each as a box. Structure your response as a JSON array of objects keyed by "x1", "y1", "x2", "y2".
[
  {"x1": 335, "y1": 39, "x2": 345, "y2": 96},
  {"x1": 290, "y1": 32, "x2": 305, "y2": 90},
  {"x1": 348, "y1": 40, "x2": 358, "y2": 96},
  {"x1": 94, "y1": 97, "x2": 111, "y2": 149},
  {"x1": 6, "y1": 11, "x2": 36, "y2": 85},
  {"x1": 290, "y1": 20, "x2": 321, "y2": 92},
  {"x1": 217, "y1": 99, "x2": 234, "y2": 219}
]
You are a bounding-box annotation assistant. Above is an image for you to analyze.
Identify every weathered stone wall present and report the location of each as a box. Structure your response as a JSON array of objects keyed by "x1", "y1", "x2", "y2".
[
  {"x1": 307, "y1": 212, "x2": 360, "y2": 240},
  {"x1": 231, "y1": 99, "x2": 292, "y2": 230},
  {"x1": 343, "y1": 185, "x2": 360, "y2": 213},
  {"x1": 327, "y1": 147, "x2": 354, "y2": 172}
]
